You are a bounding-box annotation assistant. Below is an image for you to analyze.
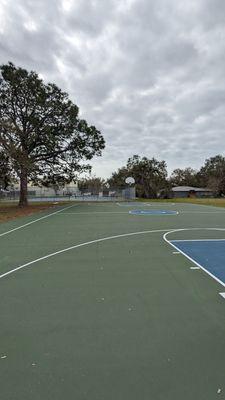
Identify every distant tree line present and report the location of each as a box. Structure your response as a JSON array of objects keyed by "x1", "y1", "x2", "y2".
[
  {"x1": 169, "y1": 154, "x2": 225, "y2": 197},
  {"x1": 1, "y1": 63, "x2": 225, "y2": 202},
  {"x1": 76, "y1": 154, "x2": 225, "y2": 199}
]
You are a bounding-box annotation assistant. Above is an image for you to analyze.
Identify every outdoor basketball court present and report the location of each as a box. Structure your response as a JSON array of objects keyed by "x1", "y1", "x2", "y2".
[{"x1": 1, "y1": 201, "x2": 225, "y2": 399}]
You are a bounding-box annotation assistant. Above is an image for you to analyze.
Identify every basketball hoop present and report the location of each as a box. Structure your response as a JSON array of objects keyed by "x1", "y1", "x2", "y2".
[{"x1": 125, "y1": 177, "x2": 135, "y2": 185}]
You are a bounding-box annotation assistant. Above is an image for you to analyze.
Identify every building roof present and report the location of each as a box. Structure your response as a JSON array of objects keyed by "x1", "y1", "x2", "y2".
[{"x1": 172, "y1": 186, "x2": 212, "y2": 192}]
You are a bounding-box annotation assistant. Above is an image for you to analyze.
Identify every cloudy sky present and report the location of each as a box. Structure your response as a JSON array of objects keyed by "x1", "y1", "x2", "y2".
[{"x1": 0, "y1": 0, "x2": 225, "y2": 178}]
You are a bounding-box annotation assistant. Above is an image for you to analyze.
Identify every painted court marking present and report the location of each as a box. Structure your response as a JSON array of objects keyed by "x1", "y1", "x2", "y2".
[
  {"x1": 0, "y1": 204, "x2": 77, "y2": 238},
  {"x1": 116, "y1": 202, "x2": 148, "y2": 207},
  {"x1": 180, "y1": 211, "x2": 225, "y2": 214},
  {"x1": 129, "y1": 210, "x2": 178, "y2": 216},
  {"x1": 0, "y1": 228, "x2": 171, "y2": 280},
  {"x1": 1, "y1": 227, "x2": 225, "y2": 289},
  {"x1": 60, "y1": 211, "x2": 129, "y2": 215},
  {"x1": 170, "y1": 239, "x2": 225, "y2": 242},
  {"x1": 164, "y1": 229, "x2": 225, "y2": 289}
]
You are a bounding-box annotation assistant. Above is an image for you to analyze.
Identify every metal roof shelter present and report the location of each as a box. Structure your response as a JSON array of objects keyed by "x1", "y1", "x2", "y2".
[
  {"x1": 172, "y1": 186, "x2": 212, "y2": 192},
  {"x1": 171, "y1": 186, "x2": 213, "y2": 198}
]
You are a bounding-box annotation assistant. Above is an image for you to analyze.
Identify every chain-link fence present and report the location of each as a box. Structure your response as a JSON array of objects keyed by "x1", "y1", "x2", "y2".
[{"x1": 0, "y1": 187, "x2": 136, "y2": 202}]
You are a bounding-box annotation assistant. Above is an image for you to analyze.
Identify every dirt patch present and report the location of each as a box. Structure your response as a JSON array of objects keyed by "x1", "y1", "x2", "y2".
[{"x1": 0, "y1": 203, "x2": 57, "y2": 223}]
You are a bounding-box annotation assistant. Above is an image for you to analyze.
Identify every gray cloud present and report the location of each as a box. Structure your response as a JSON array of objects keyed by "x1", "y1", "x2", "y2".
[{"x1": 0, "y1": 0, "x2": 225, "y2": 178}]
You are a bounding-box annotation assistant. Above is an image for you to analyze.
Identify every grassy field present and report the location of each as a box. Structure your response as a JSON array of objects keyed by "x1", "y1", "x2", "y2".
[
  {"x1": 139, "y1": 197, "x2": 225, "y2": 207},
  {"x1": 0, "y1": 202, "x2": 63, "y2": 223}
]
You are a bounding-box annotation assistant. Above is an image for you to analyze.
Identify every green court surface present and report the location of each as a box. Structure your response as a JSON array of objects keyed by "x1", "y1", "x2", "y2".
[{"x1": 1, "y1": 201, "x2": 225, "y2": 399}]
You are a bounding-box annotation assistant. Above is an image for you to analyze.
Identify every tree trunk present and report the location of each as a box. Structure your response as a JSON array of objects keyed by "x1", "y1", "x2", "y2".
[{"x1": 19, "y1": 168, "x2": 28, "y2": 207}]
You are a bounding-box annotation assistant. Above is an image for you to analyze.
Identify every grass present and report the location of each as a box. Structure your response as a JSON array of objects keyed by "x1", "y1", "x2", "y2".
[
  {"x1": 138, "y1": 197, "x2": 225, "y2": 207},
  {"x1": 0, "y1": 201, "x2": 64, "y2": 223}
]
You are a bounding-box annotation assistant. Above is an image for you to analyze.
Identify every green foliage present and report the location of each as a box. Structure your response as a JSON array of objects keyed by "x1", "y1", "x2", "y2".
[
  {"x1": 107, "y1": 167, "x2": 129, "y2": 188},
  {"x1": 108, "y1": 155, "x2": 168, "y2": 198},
  {"x1": 198, "y1": 155, "x2": 225, "y2": 195},
  {"x1": 0, "y1": 62, "x2": 105, "y2": 205},
  {"x1": 127, "y1": 155, "x2": 167, "y2": 198},
  {"x1": 170, "y1": 167, "x2": 200, "y2": 187},
  {"x1": 78, "y1": 176, "x2": 106, "y2": 194},
  {"x1": 169, "y1": 156, "x2": 225, "y2": 196},
  {"x1": 0, "y1": 150, "x2": 15, "y2": 190}
]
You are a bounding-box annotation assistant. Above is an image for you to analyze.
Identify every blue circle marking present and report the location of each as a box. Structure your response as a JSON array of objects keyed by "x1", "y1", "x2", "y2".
[
  {"x1": 118, "y1": 202, "x2": 141, "y2": 206},
  {"x1": 129, "y1": 210, "x2": 177, "y2": 215}
]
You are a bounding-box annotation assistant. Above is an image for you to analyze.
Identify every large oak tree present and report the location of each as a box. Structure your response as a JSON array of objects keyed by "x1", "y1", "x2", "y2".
[{"x1": 0, "y1": 62, "x2": 105, "y2": 206}]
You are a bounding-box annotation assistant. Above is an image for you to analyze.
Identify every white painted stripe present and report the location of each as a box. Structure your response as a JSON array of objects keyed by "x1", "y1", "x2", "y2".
[
  {"x1": 129, "y1": 210, "x2": 179, "y2": 216},
  {"x1": 0, "y1": 204, "x2": 78, "y2": 238},
  {"x1": 171, "y1": 239, "x2": 225, "y2": 242},
  {"x1": 115, "y1": 202, "x2": 175, "y2": 207},
  {"x1": 0, "y1": 228, "x2": 173, "y2": 280},
  {"x1": 59, "y1": 211, "x2": 129, "y2": 215},
  {"x1": 117, "y1": 202, "x2": 186, "y2": 208},
  {"x1": 146, "y1": 203, "x2": 176, "y2": 206},
  {"x1": 219, "y1": 293, "x2": 225, "y2": 299},
  {"x1": 180, "y1": 211, "x2": 225, "y2": 214},
  {"x1": 190, "y1": 266, "x2": 200, "y2": 270},
  {"x1": 163, "y1": 229, "x2": 225, "y2": 288},
  {"x1": 2, "y1": 226, "x2": 225, "y2": 285},
  {"x1": 173, "y1": 251, "x2": 180, "y2": 254},
  {"x1": 116, "y1": 202, "x2": 146, "y2": 207}
]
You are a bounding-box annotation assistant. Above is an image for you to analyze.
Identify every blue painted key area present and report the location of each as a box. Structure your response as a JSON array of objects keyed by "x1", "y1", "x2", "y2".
[
  {"x1": 171, "y1": 240, "x2": 225, "y2": 284},
  {"x1": 129, "y1": 210, "x2": 177, "y2": 215}
]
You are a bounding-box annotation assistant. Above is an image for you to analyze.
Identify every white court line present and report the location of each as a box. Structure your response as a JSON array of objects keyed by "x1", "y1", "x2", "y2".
[
  {"x1": 121, "y1": 203, "x2": 177, "y2": 207},
  {"x1": 0, "y1": 203, "x2": 78, "y2": 238},
  {"x1": 129, "y1": 210, "x2": 179, "y2": 216},
  {"x1": 59, "y1": 211, "x2": 129, "y2": 215},
  {"x1": 146, "y1": 203, "x2": 177, "y2": 207},
  {"x1": 2, "y1": 227, "x2": 225, "y2": 287},
  {"x1": 171, "y1": 239, "x2": 225, "y2": 242},
  {"x1": 59, "y1": 210, "x2": 180, "y2": 216},
  {"x1": 0, "y1": 228, "x2": 174, "y2": 280},
  {"x1": 190, "y1": 266, "x2": 200, "y2": 270},
  {"x1": 163, "y1": 229, "x2": 225, "y2": 289},
  {"x1": 116, "y1": 202, "x2": 145, "y2": 207},
  {"x1": 115, "y1": 202, "x2": 175, "y2": 207},
  {"x1": 180, "y1": 211, "x2": 225, "y2": 214}
]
